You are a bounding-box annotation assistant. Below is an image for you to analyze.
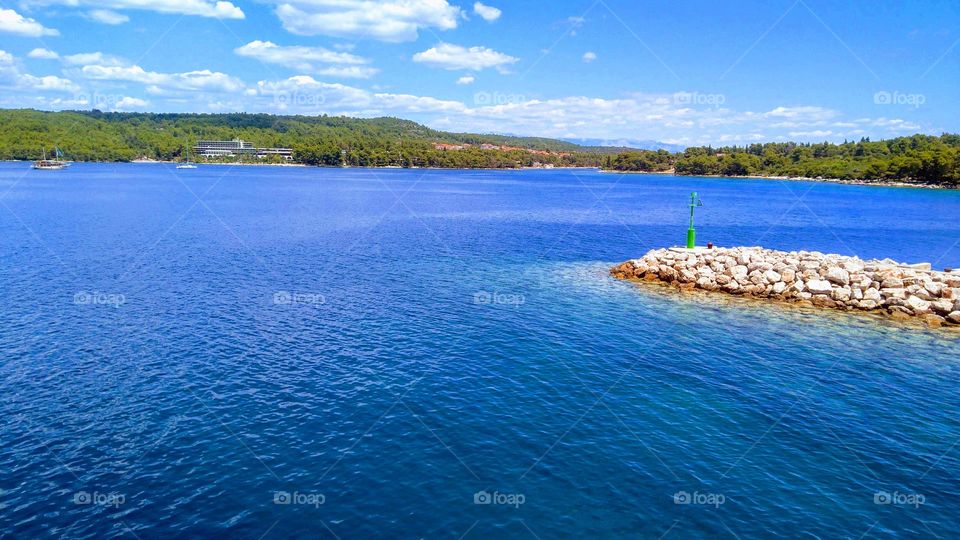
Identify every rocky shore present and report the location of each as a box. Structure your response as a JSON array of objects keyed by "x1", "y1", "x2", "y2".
[{"x1": 611, "y1": 246, "x2": 960, "y2": 327}]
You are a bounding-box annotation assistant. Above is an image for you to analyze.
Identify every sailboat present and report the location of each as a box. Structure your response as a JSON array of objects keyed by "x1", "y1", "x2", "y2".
[
  {"x1": 55, "y1": 147, "x2": 72, "y2": 167},
  {"x1": 33, "y1": 146, "x2": 67, "y2": 170},
  {"x1": 176, "y1": 146, "x2": 198, "y2": 169}
]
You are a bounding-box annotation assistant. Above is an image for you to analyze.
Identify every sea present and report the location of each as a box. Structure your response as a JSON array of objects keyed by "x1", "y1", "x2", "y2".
[{"x1": 1, "y1": 163, "x2": 958, "y2": 538}]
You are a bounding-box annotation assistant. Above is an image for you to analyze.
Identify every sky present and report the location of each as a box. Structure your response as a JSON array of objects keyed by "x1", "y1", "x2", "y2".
[{"x1": 0, "y1": 0, "x2": 957, "y2": 146}]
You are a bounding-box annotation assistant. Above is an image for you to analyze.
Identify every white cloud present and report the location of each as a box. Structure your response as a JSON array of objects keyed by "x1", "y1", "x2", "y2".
[
  {"x1": 28, "y1": 48, "x2": 60, "y2": 60},
  {"x1": 86, "y1": 9, "x2": 130, "y2": 25},
  {"x1": 765, "y1": 106, "x2": 837, "y2": 121},
  {"x1": 413, "y1": 43, "x2": 518, "y2": 72},
  {"x1": 62, "y1": 52, "x2": 126, "y2": 66},
  {"x1": 582, "y1": 52, "x2": 597, "y2": 63},
  {"x1": 272, "y1": 0, "x2": 462, "y2": 41},
  {"x1": 79, "y1": 64, "x2": 245, "y2": 93},
  {"x1": 22, "y1": 0, "x2": 243, "y2": 19},
  {"x1": 254, "y1": 75, "x2": 467, "y2": 115},
  {"x1": 113, "y1": 96, "x2": 148, "y2": 110},
  {"x1": 473, "y1": 2, "x2": 501, "y2": 22},
  {"x1": 0, "y1": 8, "x2": 59, "y2": 36},
  {"x1": 234, "y1": 40, "x2": 377, "y2": 78},
  {"x1": 0, "y1": 50, "x2": 78, "y2": 93},
  {"x1": 242, "y1": 80, "x2": 926, "y2": 145},
  {"x1": 9, "y1": 69, "x2": 923, "y2": 143},
  {"x1": 456, "y1": 75, "x2": 475, "y2": 85},
  {"x1": 788, "y1": 130, "x2": 833, "y2": 138}
]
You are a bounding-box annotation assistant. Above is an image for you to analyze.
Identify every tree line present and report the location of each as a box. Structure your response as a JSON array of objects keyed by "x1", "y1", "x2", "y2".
[
  {"x1": 602, "y1": 135, "x2": 960, "y2": 186},
  {"x1": 0, "y1": 109, "x2": 601, "y2": 168},
  {"x1": 1, "y1": 109, "x2": 957, "y2": 185}
]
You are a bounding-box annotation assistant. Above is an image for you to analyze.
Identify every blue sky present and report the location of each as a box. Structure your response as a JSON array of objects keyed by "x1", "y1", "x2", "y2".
[{"x1": 0, "y1": 0, "x2": 957, "y2": 145}]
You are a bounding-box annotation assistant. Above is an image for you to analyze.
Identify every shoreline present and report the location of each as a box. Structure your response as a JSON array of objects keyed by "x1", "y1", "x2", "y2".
[
  {"x1": 599, "y1": 169, "x2": 958, "y2": 190},
  {"x1": 2, "y1": 159, "x2": 600, "y2": 172},
  {"x1": 3, "y1": 159, "x2": 956, "y2": 188}
]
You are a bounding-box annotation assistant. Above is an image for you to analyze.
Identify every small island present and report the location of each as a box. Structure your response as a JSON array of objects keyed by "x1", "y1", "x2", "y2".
[{"x1": 612, "y1": 246, "x2": 960, "y2": 327}]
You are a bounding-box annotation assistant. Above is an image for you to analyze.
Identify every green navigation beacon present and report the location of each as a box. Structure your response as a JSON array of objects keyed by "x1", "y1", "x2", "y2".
[{"x1": 687, "y1": 192, "x2": 703, "y2": 249}]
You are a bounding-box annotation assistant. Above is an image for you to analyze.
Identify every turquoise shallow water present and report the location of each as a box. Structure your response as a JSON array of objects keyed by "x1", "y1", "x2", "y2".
[{"x1": 1, "y1": 163, "x2": 958, "y2": 538}]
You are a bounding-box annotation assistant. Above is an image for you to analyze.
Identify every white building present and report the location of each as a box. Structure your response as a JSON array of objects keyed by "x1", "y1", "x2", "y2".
[{"x1": 194, "y1": 139, "x2": 293, "y2": 160}]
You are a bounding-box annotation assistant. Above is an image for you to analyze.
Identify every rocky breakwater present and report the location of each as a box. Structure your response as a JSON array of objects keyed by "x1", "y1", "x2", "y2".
[{"x1": 611, "y1": 246, "x2": 960, "y2": 327}]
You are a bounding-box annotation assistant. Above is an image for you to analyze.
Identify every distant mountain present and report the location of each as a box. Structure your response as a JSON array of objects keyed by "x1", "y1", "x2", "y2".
[{"x1": 561, "y1": 137, "x2": 686, "y2": 152}]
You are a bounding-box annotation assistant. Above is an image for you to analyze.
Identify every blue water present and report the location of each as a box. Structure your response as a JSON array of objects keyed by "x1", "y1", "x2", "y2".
[{"x1": 1, "y1": 163, "x2": 959, "y2": 539}]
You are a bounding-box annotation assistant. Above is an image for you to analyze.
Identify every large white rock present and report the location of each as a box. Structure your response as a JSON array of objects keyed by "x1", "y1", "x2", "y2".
[
  {"x1": 696, "y1": 276, "x2": 715, "y2": 289},
  {"x1": 881, "y1": 276, "x2": 904, "y2": 289},
  {"x1": 925, "y1": 281, "x2": 944, "y2": 297},
  {"x1": 832, "y1": 287, "x2": 852, "y2": 302},
  {"x1": 807, "y1": 279, "x2": 833, "y2": 295},
  {"x1": 880, "y1": 288, "x2": 906, "y2": 299},
  {"x1": 764, "y1": 270, "x2": 782, "y2": 284},
  {"x1": 931, "y1": 299, "x2": 954, "y2": 315},
  {"x1": 843, "y1": 259, "x2": 865, "y2": 273},
  {"x1": 906, "y1": 295, "x2": 932, "y2": 314},
  {"x1": 826, "y1": 267, "x2": 850, "y2": 285}
]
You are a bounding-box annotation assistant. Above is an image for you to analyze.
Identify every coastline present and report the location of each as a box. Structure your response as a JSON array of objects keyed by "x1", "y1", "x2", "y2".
[
  {"x1": 3, "y1": 158, "x2": 955, "y2": 188},
  {"x1": 3, "y1": 159, "x2": 599, "y2": 172},
  {"x1": 599, "y1": 169, "x2": 958, "y2": 190}
]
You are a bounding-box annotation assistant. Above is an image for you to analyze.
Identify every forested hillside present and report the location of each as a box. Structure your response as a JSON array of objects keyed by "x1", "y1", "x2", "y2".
[
  {"x1": 602, "y1": 135, "x2": 960, "y2": 186},
  {"x1": 2, "y1": 109, "x2": 957, "y2": 185},
  {"x1": 0, "y1": 109, "x2": 603, "y2": 167}
]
